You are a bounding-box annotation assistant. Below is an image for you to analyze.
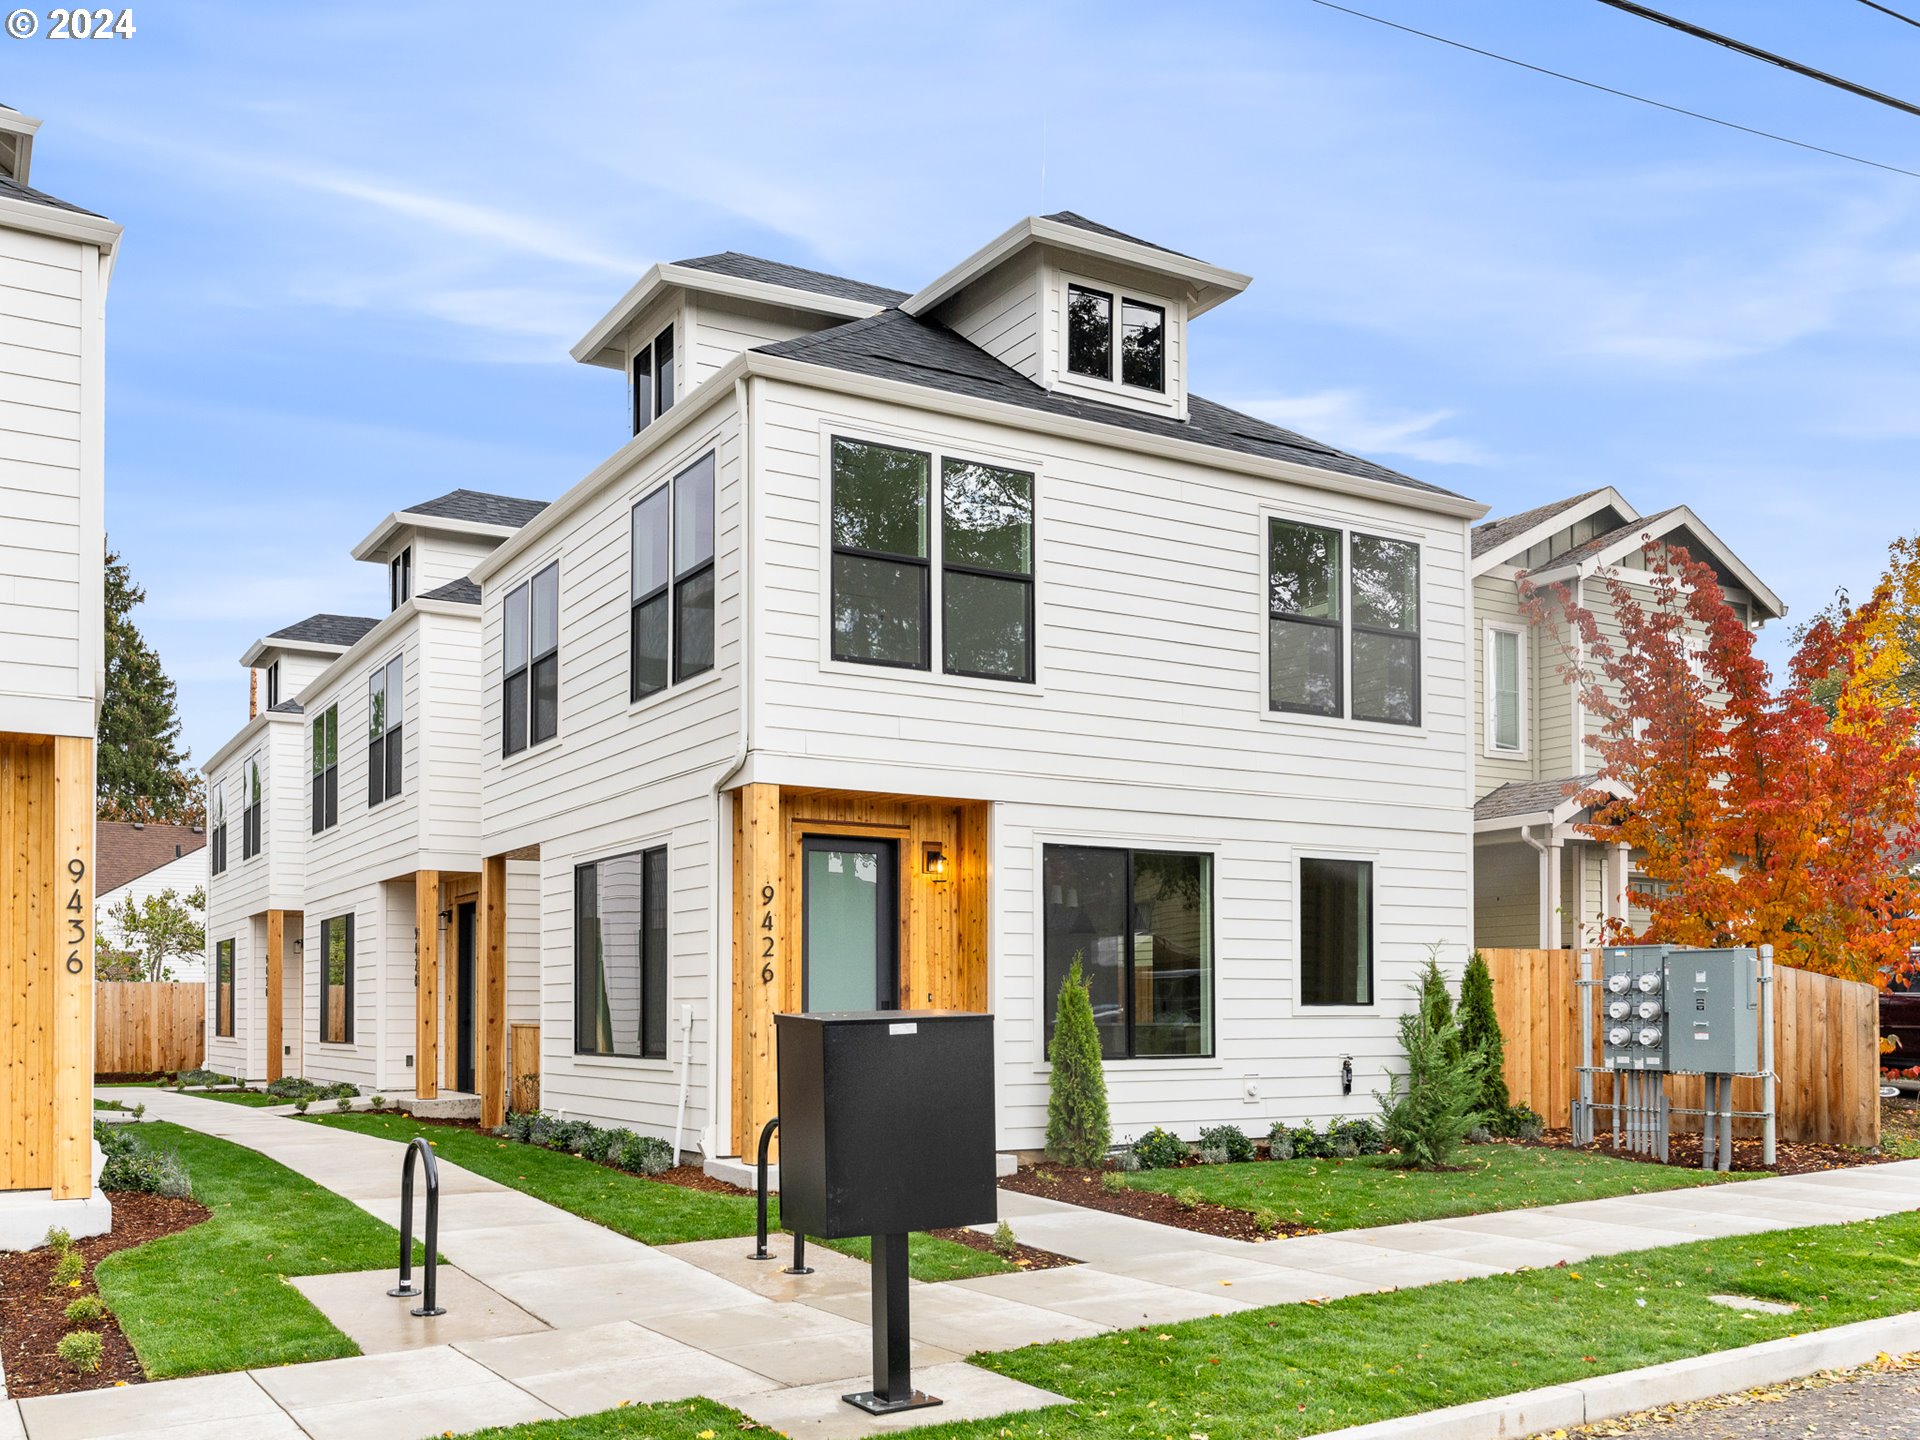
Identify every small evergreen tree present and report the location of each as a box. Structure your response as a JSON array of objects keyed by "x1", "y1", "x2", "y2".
[
  {"x1": 98, "y1": 547, "x2": 201, "y2": 825},
  {"x1": 1045, "y1": 955, "x2": 1111, "y2": 1168},
  {"x1": 1457, "y1": 951, "x2": 1513, "y2": 1122},
  {"x1": 1416, "y1": 951, "x2": 1461, "y2": 1062},
  {"x1": 1376, "y1": 961, "x2": 1485, "y2": 1170}
]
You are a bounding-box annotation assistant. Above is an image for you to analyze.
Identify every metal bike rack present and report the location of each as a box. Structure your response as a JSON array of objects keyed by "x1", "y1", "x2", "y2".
[
  {"x1": 748, "y1": 1115, "x2": 812, "y2": 1275},
  {"x1": 388, "y1": 1136, "x2": 446, "y2": 1317}
]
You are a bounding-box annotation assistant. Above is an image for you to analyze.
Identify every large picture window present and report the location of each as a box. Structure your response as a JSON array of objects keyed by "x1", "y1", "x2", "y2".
[
  {"x1": 1487, "y1": 625, "x2": 1524, "y2": 754},
  {"x1": 1042, "y1": 845, "x2": 1213, "y2": 1059},
  {"x1": 1268, "y1": 518, "x2": 1421, "y2": 725},
  {"x1": 367, "y1": 654, "x2": 404, "y2": 807},
  {"x1": 574, "y1": 847, "x2": 669, "y2": 1060},
  {"x1": 215, "y1": 939, "x2": 234, "y2": 1037},
  {"x1": 831, "y1": 438, "x2": 930, "y2": 669},
  {"x1": 241, "y1": 756, "x2": 263, "y2": 860},
  {"x1": 503, "y1": 562, "x2": 559, "y2": 755},
  {"x1": 310, "y1": 706, "x2": 338, "y2": 833},
  {"x1": 631, "y1": 453, "x2": 716, "y2": 700},
  {"x1": 941, "y1": 459, "x2": 1033, "y2": 682},
  {"x1": 319, "y1": 913, "x2": 354, "y2": 1044},
  {"x1": 1299, "y1": 858, "x2": 1373, "y2": 1006}
]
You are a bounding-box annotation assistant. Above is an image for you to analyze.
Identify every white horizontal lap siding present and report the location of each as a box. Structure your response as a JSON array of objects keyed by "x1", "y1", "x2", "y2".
[
  {"x1": 940, "y1": 255, "x2": 1043, "y2": 383},
  {"x1": 201, "y1": 926, "x2": 248, "y2": 1079},
  {"x1": 419, "y1": 610, "x2": 484, "y2": 860},
  {"x1": 688, "y1": 298, "x2": 817, "y2": 389},
  {"x1": 303, "y1": 620, "x2": 424, "y2": 899},
  {"x1": 301, "y1": 882, "x2": 382, "y2": 1092},
  {"x1": 753, "y1": 381, "x2": 1470, "y2": 811},
  {"x1": 379, "y1": 878, "x2": 418, "y2": 1094},
  {"x1": 0, "y1": 226, "x2": 86, "y2": 720},
  {"x1": 412, "y1": 534, "x2": 493, "y2": 597},
  {"x1": 268, "y1": 721, "x2": 307, "y2": 907},
  {"x1": 1473, "y1": 838, "x2": 1539, "y2": 949}
]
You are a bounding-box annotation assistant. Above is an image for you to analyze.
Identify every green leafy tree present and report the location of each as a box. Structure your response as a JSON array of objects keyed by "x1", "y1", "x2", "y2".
[
  {"x1": 1376, "y1": 957, "x2": 1485, "y2": 1170},
  {"x1": 1045, "y1": 955, "x2": 1112, "y2": 1168},
  {"x1": 1456, "y1": 951, "x2": 1513, "y2": 1122},
  {"x1": 96, "y1": 887, "x2": 205, "y2": 982},
  {"x1": 98, "y1": 547, "x2": 201, "y2": 825}
]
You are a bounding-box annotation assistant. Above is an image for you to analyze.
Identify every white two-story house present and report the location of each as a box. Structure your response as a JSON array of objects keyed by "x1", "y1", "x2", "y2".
[
  {"x1": 1468, "y1": 487, "x2": 1785, "y2": 949},
  {"x1": 460, "y1": 213, "x2": 1489, "y2": 1162}
]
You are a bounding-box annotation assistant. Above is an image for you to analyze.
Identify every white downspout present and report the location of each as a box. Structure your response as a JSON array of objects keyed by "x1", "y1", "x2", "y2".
[
  {"x1": 1519, "y1": 824, "x2": 1554, "y2": 950},
  {"x1": 670, "y1": 1002, "x2": 695, "y2": 1162}
]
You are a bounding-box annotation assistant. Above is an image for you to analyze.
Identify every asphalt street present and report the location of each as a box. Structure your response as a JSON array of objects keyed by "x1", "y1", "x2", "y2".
[{"x1": 1555, "y1": 1356, "x2": 1920, "y2": 1438}]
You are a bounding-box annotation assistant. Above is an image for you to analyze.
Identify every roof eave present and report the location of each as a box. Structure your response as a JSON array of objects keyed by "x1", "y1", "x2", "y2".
[
  {"x1": 238, "y1": 635, "x2": 353, "y2": 670},
  {"x1": 0, "y1": 191, "x2": 119, "y2": 252},
  {"x1": 1528, "y1": 506, "x2": 1786, "y2": 619},
  {"x1": 349, "y1": 511, "x2": 520, "y2": 562},
  {"x1": 1471, "y1": 487, "x2": 1641, "y2": 577}
]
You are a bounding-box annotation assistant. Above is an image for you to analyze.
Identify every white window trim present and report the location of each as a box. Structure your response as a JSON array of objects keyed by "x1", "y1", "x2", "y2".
[
  {"x1": 1291, "y1": 846, "x2": 1381, "y2": 1016},
  {"x1": 1052, "y1": 267, "x2": 1183, "y2": 416},
  {"x1": 1483, "y1": 621, "x2": 1528, "y2": 759},
  {"x1": 814, "y1": 423, "x2": 1047, "y2": 695},
  {"x1": 1257, "y1": 503, "x2": 1430, "y2": 737}
]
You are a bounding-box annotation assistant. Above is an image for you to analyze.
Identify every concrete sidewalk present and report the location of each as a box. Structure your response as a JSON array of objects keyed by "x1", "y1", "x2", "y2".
[{"x1": 7, "y1": 1090, "x2": 1912, "y2": 1440}]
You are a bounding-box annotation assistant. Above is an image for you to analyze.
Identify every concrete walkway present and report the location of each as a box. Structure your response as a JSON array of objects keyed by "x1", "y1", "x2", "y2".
[{"x1": 7, "y1": 1092, "x2": 1914, "y2": 1440}]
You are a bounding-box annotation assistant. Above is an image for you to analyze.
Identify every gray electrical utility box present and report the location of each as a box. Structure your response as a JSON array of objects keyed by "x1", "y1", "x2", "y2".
[
  {"x1": 1600, "y1": 944, "x2": 1670, "y2": 1071},
  {"x1": 1663, "y1": 948, "x2": 1760, "y2": 1074}
]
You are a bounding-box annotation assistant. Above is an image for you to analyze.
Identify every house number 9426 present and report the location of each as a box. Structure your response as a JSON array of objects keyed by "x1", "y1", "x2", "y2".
[
  {"x1": 760, "y1": 883, "x2": 776, "y2": 983},
  {"x1": 65, "y1": 857, "x2": 87, "y2": 973}
]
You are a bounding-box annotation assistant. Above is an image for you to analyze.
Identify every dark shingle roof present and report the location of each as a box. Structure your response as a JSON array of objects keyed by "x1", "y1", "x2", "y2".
[
  {"x1": 1042, "y1": 210, "x2": 1194, "y2": 260},
  {"x1": 755, "y1": 309, "x2": 1460, "y2": 498},
  {"x1": 420, "y1": 576, "x2": 480, "y2": 605},
  {"x1": 1475, "y1": 775, "x2": 1604, "y2": 823},
  {"x1": 0, "y1": 172, "x2": 99, "y2": 218},
  {"x1": 96, "y1": 821, "x2": 206, "y2": 893},
  {"x1": 401, "y1": 489, "x2": 548, "y2": 528},
  {"x1": 1532, "y1": 509, "x2": 1682, "y2": 573},
  {"x1": 266, "y1": 614, "x2": 380, "y2": 649},
  {"x1": 673, "y1": 252, "x2": 909, "y2": 307},
  {"x1": 1471, "y1": 490, "x2": 1608, "y2": 558},
  {"x1": 268, "y1": 699, "x2": 305, "y2": 715}
]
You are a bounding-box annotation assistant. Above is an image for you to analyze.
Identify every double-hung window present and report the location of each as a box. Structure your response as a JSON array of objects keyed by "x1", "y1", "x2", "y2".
[
  {"x1": 1042, "y1": 844, "x2": 1213, "y2": 1059},
  {"x1": 503, "y1": 563, "x2": 559, "y2": 755},
  {"x1": 1268, "y1": 518, "x2": 1421, "y2": 725},
  {"x1": 1486, "y1": 626, "x2": 1525, "y2": 754},
  {"x1": 573, "y1": 846, "x2": 669, "y2": 1060},
  {"x1": 630, "y1": 323, "x2": 676, "y2": 435},
  {"x1": 389, "y1": 547, "x2": 412, "y2": 610},
  {"x1": 319, "y1": 913, "x2": 353, "y2": 1044},
  {"x1": 367, "y1": 654, "x2": 404, "y2": 806},
  {"x1": 1299, "y1": 857, "x2": 1373, "y2": 1006},
  {"x1": 241, "y1": 756, "x2": 263, "y2": 860},
  {"x1": 830, "y1": 437, "x2": 1036, "y2": 683},
  {"x1": 630, "y1": 453, "x2": 716, "y2": 700},
  {"x1": 311, "y1": 705, "x2": 339, "y2": 832},
  {"x1": 210, "y1": 788, "x2": 228, "y2": 876},
  {"x1": 215, "y1": 939, "x2": 234, "y2": 1037},
  {"x1": 1066, "y1": 283, "x2": 1165, "y2": 393}
]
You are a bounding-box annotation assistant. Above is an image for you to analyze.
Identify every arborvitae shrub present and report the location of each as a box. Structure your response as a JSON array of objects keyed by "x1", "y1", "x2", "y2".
[{"x1": 1044, "y1": 956, "x2": 1112, "y2": 1168}]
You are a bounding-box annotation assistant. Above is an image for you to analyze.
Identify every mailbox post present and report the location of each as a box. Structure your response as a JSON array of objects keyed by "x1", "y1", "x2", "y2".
[{"x1": 776, "y1": 1010, "x2": 996, "y2": 1414}]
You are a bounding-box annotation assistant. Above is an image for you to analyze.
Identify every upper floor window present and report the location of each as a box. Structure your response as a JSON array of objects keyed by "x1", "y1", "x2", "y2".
[
  {"x1": 630, "y1": 323, "x2": 676, "y2": 435},
  {"x1": 367, "y1": 654, "x2": 404, "y2": 807},
  {"x1": 631, "y1": 453, "x2": 716, "y2": 701},
  {"x1": 265, "y1": 660, "x2": 280, "y2": 709},
  {"x1": 210, "y1": 787, "x2": 228, "y2": 876},
  {"x1": 1268, "y1": 519, "x2": 1421, "y2": 726},
  {"x1": 214, "y1": 939, "x2": 234, "y2": 1037},
  {"x1": 241, "y1": 756, "x2": 263, "y2": 860},
  {"x1": 830, "y1": 436, "x2": 1035, "y2": 683},
  {"x1": 389, "y1": 547, "x2": 412, "y2": 611},
  {"x1": 574, "y1": 846, "x2": 669, "y2": 1060},
  {"x1": 1486, "y1": 625, "x2": 1525, "y2": 754},
  {"x1": 503, "y1": 562, "x2": 559, "y2": 755},
  {"x1": 1066, "y1": 283, "x2": 1165, "y2": 393},
  {"x1": 311, "y1": 705, "x2": 339, "y2": 833}
]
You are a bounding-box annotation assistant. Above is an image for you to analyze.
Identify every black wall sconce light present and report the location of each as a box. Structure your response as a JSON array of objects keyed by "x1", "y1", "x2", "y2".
[
  {"x1": 1341, "y1": 1055, "x2": 1354, "y2": 1096},
  {"x1": 921, "y1": 841, "x2": 949, "y2": 882}
]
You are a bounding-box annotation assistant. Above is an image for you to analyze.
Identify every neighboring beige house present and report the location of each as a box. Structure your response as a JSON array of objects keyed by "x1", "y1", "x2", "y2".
[
  {"x1": 1468, "y1": 488, "x2": 1785, "y2": 949},
  {"x1": 95, "y1": 820, "x2": 208, "y2": 980}
]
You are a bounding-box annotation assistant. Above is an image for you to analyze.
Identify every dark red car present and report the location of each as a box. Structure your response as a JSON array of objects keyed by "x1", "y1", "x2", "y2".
[{"x1": 1884, "y1": 962, "x2": 1920, "y2": 1078}]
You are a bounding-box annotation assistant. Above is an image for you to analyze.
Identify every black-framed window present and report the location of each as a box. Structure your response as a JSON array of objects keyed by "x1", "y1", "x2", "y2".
[
  {"x1": 1268, "y1": 519, "x2": 1342, "y2": 717},
  {"x1": 1351, "y1": 536, "x2": 1420, "y2": 726},
  {"x1": 265, "y1": 660, "x2": 280, "y2": 709},
  {"x1": 311, "y1": 704, "x2": 339, "y2": 833},
  {"x1": 1120, "y1": 298, "x2": 1165, "y2": 391},
  {"x1": 1066, "y1": 283, "x2": 1166, "y2": 393},
  {"x1": 831, "y1": 437, "x2": 930, "y2": 669},
  {"x1": 319, "y1": 913, "x2": 354, "y2": 1044},
  {"x1": 941, "y1": 458, "x2": 1033, "y2": 682},
  {"x1": 574, "y1": 846, "x2": 669, "y2": 1060},
  {"x1": 654, "y1": 325, "x2": 675, "y2": 420},
  {"x1": 389, "y1": 547, "x2": 412, "y2": 611},
  {"x1": 631, "y1": 453, "x2": 717, "y2": 699},
  {"x1": 210, "y1": 787, "x2": 228, "y2": 876},
  {"x1": 215, "y1": 939, "x2": 234, "y2": 1037},
  {"x1": 241, "y1": 756, "x2": 263, "y2": 860},
  {"x1": 503, "y1": 562, "x2": 559, "y2": 755},
  {"x1": 673, "y1": 455, "x2": 714, "y2": 682},
  {"x1": 1299, "y1": 858, "x2": 1373, "y2": 1006},
  {"x1": 367, "y1": 653, "x2": 404, "y2": 807},
  {"x1": 630, "y1": 323, "x2": 675, "y2": 435},
  {"x1": 1043, "y1": 845, "x2": 1213, "y2": 1059},
  {"x1": 630, "y1": 485, "x2": 670, "y2": 700},
  {"x1": 1066, "y1": 284, "x2": 1112, "y2": 380}
]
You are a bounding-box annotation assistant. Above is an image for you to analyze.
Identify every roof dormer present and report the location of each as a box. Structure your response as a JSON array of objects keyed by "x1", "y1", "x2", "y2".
[
  {"x1": 352, "y1": 489, "x2": 549, "y2": 609},
  {"x1": 0, "y1": 104, "x2": 39, "y2": 186},
  {"x1": 902, "y1": 212, "x2": 1250, "y2": 423}
]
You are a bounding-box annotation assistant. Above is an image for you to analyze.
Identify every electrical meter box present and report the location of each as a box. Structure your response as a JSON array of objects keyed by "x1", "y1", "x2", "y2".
[
  {"x1": 1600, "y1": 945, "x2": 1669, "y2": 1071},
  {"x1": 1663, "y1": 948, "x2": 1760, "y2": 1074}
]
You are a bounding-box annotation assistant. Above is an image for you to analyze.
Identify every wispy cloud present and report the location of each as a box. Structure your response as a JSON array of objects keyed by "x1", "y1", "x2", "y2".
[{"x1": 1234, "y1": 389, "x2": 1495, "y2": 467}]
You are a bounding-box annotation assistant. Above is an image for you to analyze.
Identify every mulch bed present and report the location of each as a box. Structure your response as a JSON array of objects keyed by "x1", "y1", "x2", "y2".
[
  {"x1": 0, "y1": 1192, "x2": 210, "y2": 1397},
  {"x1": 1000, "y1": 1162, "x2": 1313, "y2": 1242},
  {"x1": 924, "y1": 1225, "x2": 1077, "y2": 1271},
  {"x1": 1512, "y1": 1128, "x2": 1896, "y2": 1176}
]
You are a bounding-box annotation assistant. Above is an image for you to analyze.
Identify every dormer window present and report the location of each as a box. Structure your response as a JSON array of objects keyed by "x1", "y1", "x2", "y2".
[
  {"x1": 265, "y1": 660, "x2": 281, "y2": 709},
  {"x1": 390, "y1": 547, "x2": 412, "y2": 610},
  {"x1": 1066, "y1": 283, "x2": 1164, "y2": 394},
  {"x1": 630, "y1": 323, "x2": 676, "y2": 436}
]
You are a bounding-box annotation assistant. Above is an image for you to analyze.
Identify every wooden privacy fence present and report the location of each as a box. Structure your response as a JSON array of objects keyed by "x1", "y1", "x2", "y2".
[
  {"x1": 95, "y1": 981, "x2": 205, "y2": 1076},
  {"x1": 509, "y1": 1023, "x2": 540, "y2": 1114},
  {"x1": 1481, "y1": 948, "x2": 1880, "y2": 1149}
]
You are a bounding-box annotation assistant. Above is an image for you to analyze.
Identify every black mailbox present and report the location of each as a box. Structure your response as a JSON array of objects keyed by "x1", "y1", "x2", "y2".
[{"x1": 775, "y1": 1009, "x2": 995, "y2": 1414}]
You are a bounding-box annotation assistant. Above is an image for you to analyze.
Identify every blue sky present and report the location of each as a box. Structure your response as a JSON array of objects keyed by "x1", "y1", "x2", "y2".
[{"x1": 12, "y1": 0, "x2": 1914, "y2": 765}]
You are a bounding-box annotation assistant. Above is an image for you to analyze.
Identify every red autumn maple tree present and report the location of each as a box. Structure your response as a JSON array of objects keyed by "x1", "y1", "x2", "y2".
[{"x1": 1523, "y1": 542, "x2": 1920, "y2": 986}]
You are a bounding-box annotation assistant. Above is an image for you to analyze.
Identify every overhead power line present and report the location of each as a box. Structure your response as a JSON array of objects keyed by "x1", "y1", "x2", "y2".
[
  {"x1": 1304, "y1": 0, "x2": 1920, "y2": 182},
  {"x1": 1857, "y1": 0, "x2": 1920, "y2": 31},
  {"x1": 1592, "y1": 0, "x2": 1920, "y2": 120}
]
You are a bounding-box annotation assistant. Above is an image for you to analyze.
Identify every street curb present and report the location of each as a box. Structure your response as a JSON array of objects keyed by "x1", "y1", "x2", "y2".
[{"x1": 1303, "y1": 1310, "x2": 1920, "y2": 1440}]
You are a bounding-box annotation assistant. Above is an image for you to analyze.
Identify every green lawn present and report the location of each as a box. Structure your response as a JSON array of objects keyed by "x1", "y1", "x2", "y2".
[
  {"x1": 1113, "y1": 1143, "x2": 1740, "y2": 1232},
  {"x1": 309, "y1": 1113, "x2": 1011, "y2": 1281},
  {"x1": 444, "y1": 1211, "x2": 1920, "y2": 1440},
  {"x1": 95, "y1": 1121, "x2": 420, "y2": 1378}
]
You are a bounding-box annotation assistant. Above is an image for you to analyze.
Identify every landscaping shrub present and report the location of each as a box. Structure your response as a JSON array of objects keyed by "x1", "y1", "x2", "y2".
[
  {"x1": 1197, "y1": 1146, "x2": 1229, "y2": 1165},
  {"x1": 1044, "y1": 955, "x2": 1111, "y2": 1168},
  {"x1": 990, "y1": 1220, "x2": 1019, "y2": 1257},
  {"x1": 1509, "y1": 1105, "x2": 1545, "y2": 1141},
  {"x1": 1458, "y1": 950, "x2": 1513, "y2": 1122},
  {"x1": 1268, "y1": 1130, "x2": 1295, "y2": 1161},
  {"x1": 1131, "y1": 1126, "x2": 1188, "y2": 1170},
  {"x1": 64, "y1": 1295, "x2": 107, "y2": 1324},
  {"x1": 494, "y1": 1112, "x2": 676, "y2": 1176},
  {"x1": 1468, "y1": 1124, "x2": 1494, "y2": 1144},
  {"x1": 1111, "y1": 1149, "x2": 1142, "y2": 1173},
  {"x1": 1286, "y1": 1123, "x2": 1332, "y2": 1160},
  {"x1": 44, "y1": 1226, "x2": 72, "y2": 1254},
  {"x1": 1418, "y1": 954, "x2": 1459, "y2": 1060},
  {"x1": 266, "y1": 1076, "x2": 358, "y2": 1102},
  {"x1": 50, "y1": 1248, "x2": 84, "y2": 1290},
  {"x1": 1376, "y1": 957, "x2": 1486, "y2": 1170},
  {"x1": 1252, "y1": 1205, "x2": 1281, "y2": 1233},
  {"x1": 1099, "y1": 1170, "x2": 1126, "y2": 1194},
  {"x1": 335, "y1": 1097, "x2": 354, "y2": 1113},
  {"x1": 97, "y1": 1121, "x2": 193, "y2": 1198},
  {"x1": 369, "y1": 1095, "x2": 387, "y2": 1111},
  {"x1": 1197, "y1": 1123, "x2": 1255, "y2": 1163},
  {"x1": 56, "y1": 1330, "x2": 103, "y2": 1374},
  {"x1": 176, "y1": 1068, "x2": 232, "y2": 1088},
  {"x1": 1326, "y1": 1117, "x2": 1385, "y2": 1156},
  {"x1": 130, "y1": 1102, "x2": 146, "y2": 1121},
  {"x1": 1174, "y1": 1185, "x2": 1203, "y2": 1211},
  {"x1": 294, "y1": 1099, "x2": 310, "y2": 1114}
]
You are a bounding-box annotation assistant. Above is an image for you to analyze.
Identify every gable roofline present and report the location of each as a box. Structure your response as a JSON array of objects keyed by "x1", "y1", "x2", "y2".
[
  {"x1": 572, "y1": 260, "x2": 893, "y2": 370},
  {"x1": 202, "y1": 701, "x2": 302, "y2": 776},
  {"x1": 899, "y1": 214, "x2": 1251, "y2": 321},
  {"x1": 1470, "y1": 487, "x2": 1639, "y2": 576},
  {"x1": 1473, "y1": 773, "x2": 1632, "y2": 833},
  {"x1": 1526, "y1": 504, "x2": 1786, "y2": 620},
  {"x1": 285, "y1": 592, "x2": 479, "y2": 719},
  {"x1": 350, "y1": 510, "x2": 523, "y2": 563},
  {"x1": 239, "y1": 613, "x2": 380, "y2": 669}
]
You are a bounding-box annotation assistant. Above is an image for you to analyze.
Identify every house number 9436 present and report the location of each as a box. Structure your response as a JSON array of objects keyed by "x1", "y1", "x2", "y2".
[
  {"x1": 760, "y1": 883, "x2": 775, "y2": 983},
  {"x1": 65, "y1": 857, "x2": 87, "y2": 973}
]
